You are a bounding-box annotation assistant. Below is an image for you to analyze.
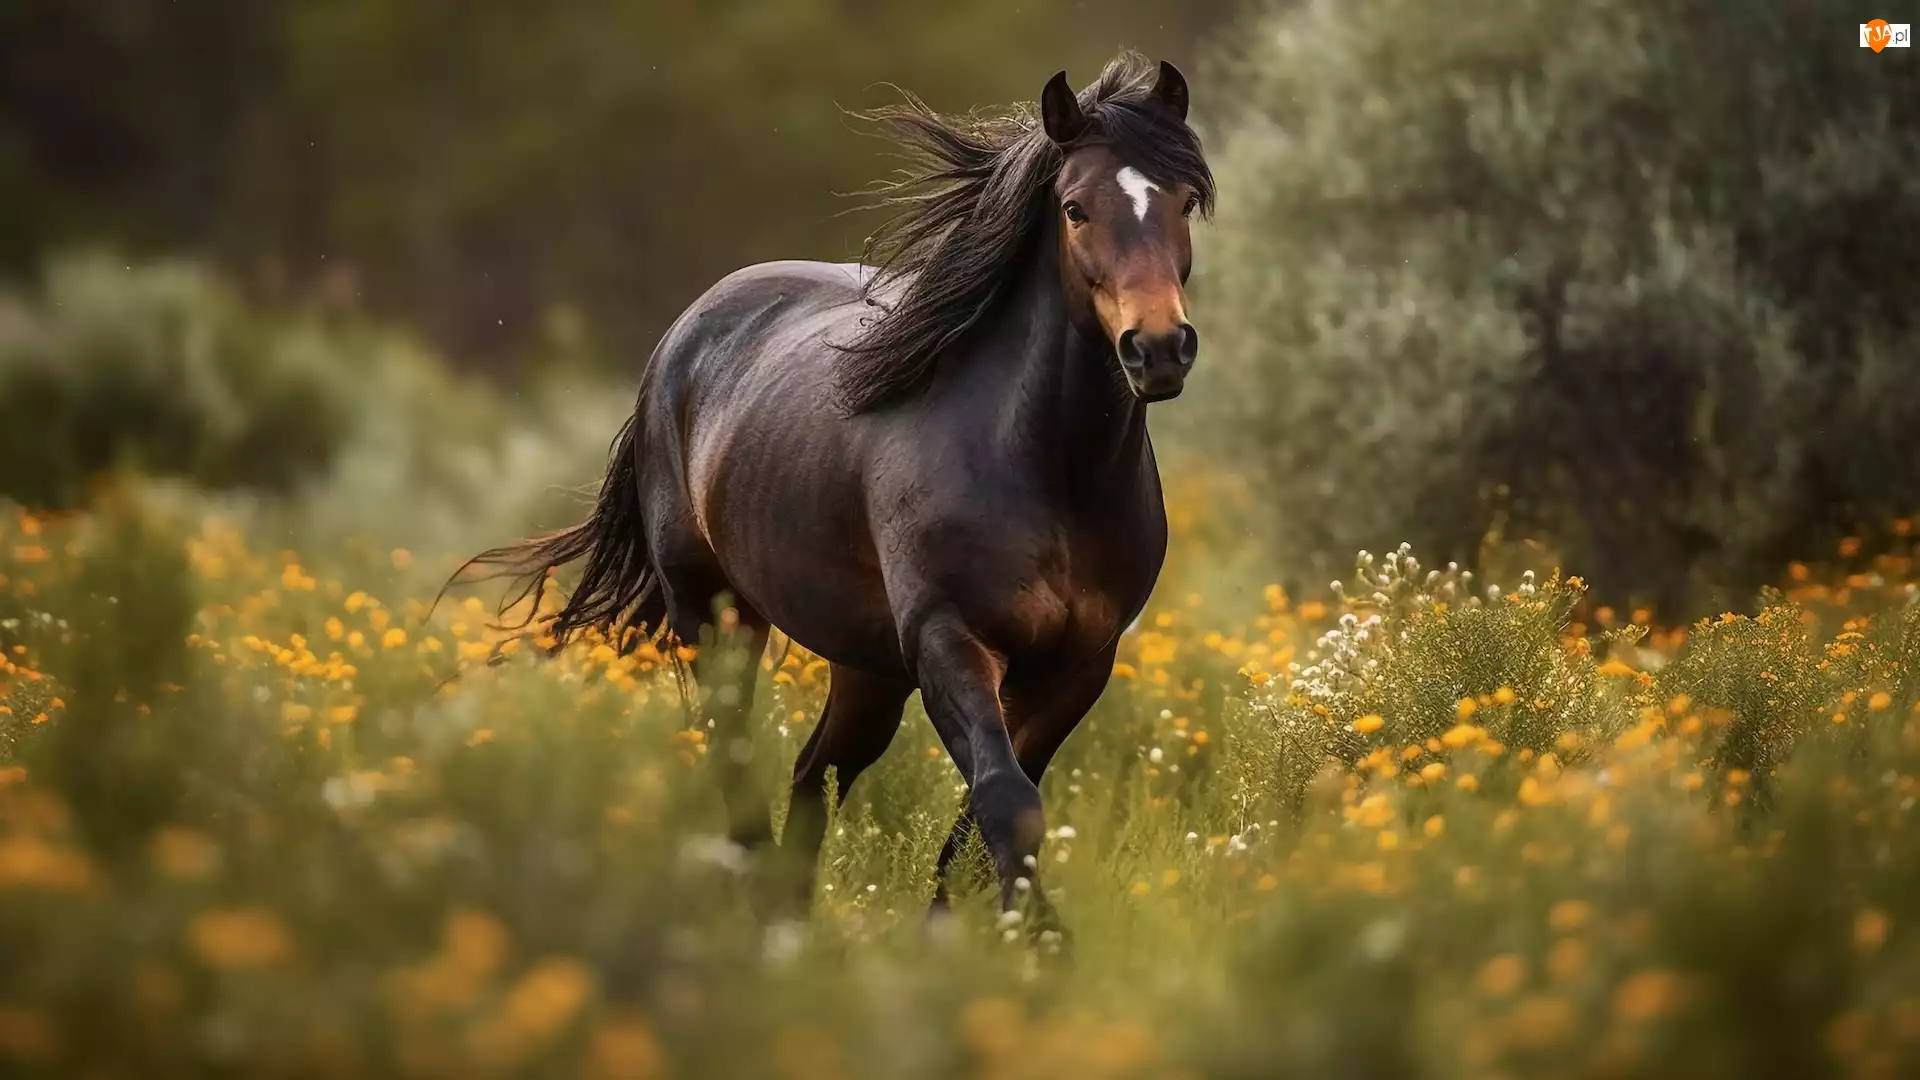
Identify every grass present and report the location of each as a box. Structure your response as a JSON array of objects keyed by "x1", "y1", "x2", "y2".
[{"x1": 1, "y1": 489, "x2": 1918, "y2": 1079}]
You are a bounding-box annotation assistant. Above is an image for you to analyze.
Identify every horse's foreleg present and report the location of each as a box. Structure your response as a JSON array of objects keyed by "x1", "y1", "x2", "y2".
[
  {"x1": 928, "y1": 648, "x2": 1114, "y2": 925},
  {"x1": 910, "y1": 610, "x2": 1045, "y2": 918}
]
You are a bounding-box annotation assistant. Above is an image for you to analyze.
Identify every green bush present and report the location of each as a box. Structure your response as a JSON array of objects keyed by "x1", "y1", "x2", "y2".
[
  {"x1": 0, "y1": 251, "x2": 631, "y2": 569},
  {"x1": 1189, "y1": 0, "x2": 1920, "y2": 612},
  {"x1": 0, "y1": 253, "x2": 350, "y2": 505}
]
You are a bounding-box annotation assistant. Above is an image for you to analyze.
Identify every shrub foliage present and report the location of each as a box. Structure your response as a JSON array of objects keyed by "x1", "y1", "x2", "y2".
[{"x1": 1191, "y1": 0, "x2": 1920, "y2": 611}]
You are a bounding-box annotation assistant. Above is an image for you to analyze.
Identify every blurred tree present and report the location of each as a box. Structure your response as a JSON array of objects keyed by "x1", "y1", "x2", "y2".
[
  {"x1": 0, "y1": 253, "x2": 350, "y2": 507},
  {"x1": 0, "y1": 0, "x2": 1230, "y2": 371},
  {"x1": 1189, "y1": 0, "x2": 1920, "y2": 611}
]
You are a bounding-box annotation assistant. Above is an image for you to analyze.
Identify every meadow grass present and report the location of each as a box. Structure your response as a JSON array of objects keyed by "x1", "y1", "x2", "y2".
[{"x1": 1, "y1": 492, "x2": 1917, "y2": 1079}]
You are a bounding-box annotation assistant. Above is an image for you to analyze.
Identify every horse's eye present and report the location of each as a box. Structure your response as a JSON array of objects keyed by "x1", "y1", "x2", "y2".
[
  {"x1": 1063, "y1": 201, "x2": 1089, "y2": 225},
  {"x1": 1181, "y1": 194, "x2": 1201, "y2": 218}
]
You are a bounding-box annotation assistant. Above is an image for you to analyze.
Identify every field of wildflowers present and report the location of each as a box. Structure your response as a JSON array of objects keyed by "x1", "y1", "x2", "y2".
[{"x1": 2, "y1": 476, "x2": 1917, "y2": 1079}]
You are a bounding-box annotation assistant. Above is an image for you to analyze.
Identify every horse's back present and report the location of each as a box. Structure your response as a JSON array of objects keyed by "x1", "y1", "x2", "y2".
[{"x1": 657, "y1": 260, "x2": 870, "y2": 371}]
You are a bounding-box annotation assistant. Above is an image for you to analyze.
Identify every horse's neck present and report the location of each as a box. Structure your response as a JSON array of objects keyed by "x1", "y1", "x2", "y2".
[{"x1": 989, "y1": 246, "x2": 1153, "y2": 495}]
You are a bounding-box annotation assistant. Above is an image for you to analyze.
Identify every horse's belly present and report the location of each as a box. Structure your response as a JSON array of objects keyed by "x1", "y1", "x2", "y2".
[
  {"x1": 696, "y1": 465, "x2": 903, "y2": 673},
  {"x1": 739, "y1": 562, "x2": 902, "y2": 673}
]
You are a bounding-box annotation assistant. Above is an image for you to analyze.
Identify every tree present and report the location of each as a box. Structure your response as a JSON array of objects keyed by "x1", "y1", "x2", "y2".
[{"x1": 1190, "y1": 0, "x2": 1920, "y2": 610}]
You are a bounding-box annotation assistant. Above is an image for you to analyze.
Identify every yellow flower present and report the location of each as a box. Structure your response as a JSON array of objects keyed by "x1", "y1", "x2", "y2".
[
  {"x1": 1455, "y1": 698, "x2": 1478, "y2": 720},
  {"x1": 1507, "y1": 995, "x2": 1576, "y2": 1051},
  {"x1": 468, "y1": 957, "x2": 594, "y2": 1067},
  {"x1": 446, "y1": 909, "x2": 512, "y2": 975},
  {"x1": 382, "y1": 628, "x2": 408, "y2": 649},
  {"x1": 1161, "y1": 868, "x2": 1182, "y2": 887},
  {"x1": 1548, "y1": 900, "x2": 1591, "y2": 932},
  {"x1": 591, "y1": 1013, "x2": 666, "y2": 1080},
  {"x1": 188, "y1": 908, "x2": 292, "y2": 969},
  {"x1": 0, "y1": 835, "x2": 93, "y2": 892},
  {"x1": 1423, "y1": 815, "x2": 1445, "y2": 838},
  {"x1": 1614, "y1": 719, "x2": 1661, "y2": 750},
  {"x1": 1353, "y1": 713, "x2": 1385, "y2": 734},
  {"x1": 1597, "y1": 660, "x2": 1638, "y2": 677},
  {"x1": 151, "y1": 827, "x2": 220, "y2": 880},
  {"x1": 1493, "y1": 686, "x2": 1517, "y2": 705},
  {"x1": 1869, "y1": 692, "x2": 1893, "y2": 712},
  {"x1": 1419, "y1": 762, "x2": 1447, "y2": 782},
  {"x1": 1441, "y1": 723, "x2": 1487, "y2": 749},
  {"x1": 1613, "y1": 970, "x2": 1685, "y2": 1021},
  {"x1": 1855, "y1": 908, "x2": 1891, "y2": 952},
  {"x1": 1474, "y1": 954, "x2": 1527, "y2": 998},
  {"x1": 1546, "y1": 938, "x2": 1589, "y2": 983}
]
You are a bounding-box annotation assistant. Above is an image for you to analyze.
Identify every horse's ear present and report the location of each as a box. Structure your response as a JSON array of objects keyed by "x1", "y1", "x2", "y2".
[
  {"x1": 1151, "y1": 60, "x2": 1189, "y2": 122},
  {"x1": 1040, "y1": 70, "x2": 1088, "y2": 145}
]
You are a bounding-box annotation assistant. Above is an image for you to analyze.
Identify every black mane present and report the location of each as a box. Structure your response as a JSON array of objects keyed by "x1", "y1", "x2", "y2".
[{"x1": 834, "y1": 51, "x2": 1214, "y2": 414}]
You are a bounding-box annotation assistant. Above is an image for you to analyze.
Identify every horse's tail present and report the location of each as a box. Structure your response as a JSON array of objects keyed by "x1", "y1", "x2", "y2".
[{"x1": 449, "y1": 413, "x2": 666, "y2": 651}]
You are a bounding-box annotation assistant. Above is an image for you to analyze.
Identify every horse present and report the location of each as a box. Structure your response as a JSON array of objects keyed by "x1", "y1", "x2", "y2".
[{"x1": 466, "y1": 52, "x2": 1213, "y2": 933}]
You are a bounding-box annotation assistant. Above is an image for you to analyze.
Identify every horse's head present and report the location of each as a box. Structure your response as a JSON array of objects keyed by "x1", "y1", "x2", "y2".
[{"x1": 1042, "y1": 62, "x2": 1205, "y2": 403}]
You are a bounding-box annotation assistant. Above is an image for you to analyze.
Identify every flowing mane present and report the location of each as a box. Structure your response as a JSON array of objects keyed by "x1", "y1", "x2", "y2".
[{"x1": 834, "y1": 51, "x2": 1214, "y2": 414}]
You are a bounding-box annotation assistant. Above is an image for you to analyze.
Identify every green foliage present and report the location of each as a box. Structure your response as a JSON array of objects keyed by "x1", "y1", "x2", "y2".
[
  {"x1": 0, "y1": 253, "x2": 349, "y2": 506},
  {"x1": 1191, "y1": 0, "x2": 1920, "y2": 611},
  {"x1": 0, "y1": 252, "x2": 631, "y2": 568}
]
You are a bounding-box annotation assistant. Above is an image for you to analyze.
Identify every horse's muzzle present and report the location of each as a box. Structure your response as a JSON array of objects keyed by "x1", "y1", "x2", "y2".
[{"x1": 1117, "y1": 324, "x2": 1197, "y2": 402}]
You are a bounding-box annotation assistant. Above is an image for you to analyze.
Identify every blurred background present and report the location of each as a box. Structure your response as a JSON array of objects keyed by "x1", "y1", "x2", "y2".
[
  {"x1": 5, "y1": 6, "x2": 1920, "y2": 1078},
  {"x1": 2, "y1": 0, "x2": 1917, "y2": 607}
]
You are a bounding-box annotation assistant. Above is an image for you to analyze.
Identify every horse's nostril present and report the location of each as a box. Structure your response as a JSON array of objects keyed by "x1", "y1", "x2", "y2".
[
  {"x1": 1177, "y1": 324, "x2": 1199, "y2": 367},
  {"x1": 1116, "y1": 329, "x2": 1144, "y2": 368}
]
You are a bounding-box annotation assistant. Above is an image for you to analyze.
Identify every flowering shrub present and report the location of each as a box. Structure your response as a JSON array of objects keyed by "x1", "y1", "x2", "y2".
[{"x1": 2, "y1": 493, "x2": 1918, "y2": 1077}]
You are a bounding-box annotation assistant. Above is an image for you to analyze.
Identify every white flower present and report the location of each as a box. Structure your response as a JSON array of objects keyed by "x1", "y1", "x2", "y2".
[
  {"x1": 1149, "y1": 747, "x2": 1165, "y2": 764},
  {"x1": 679, "y1": 834, "x2": 749, "y2": 876}
]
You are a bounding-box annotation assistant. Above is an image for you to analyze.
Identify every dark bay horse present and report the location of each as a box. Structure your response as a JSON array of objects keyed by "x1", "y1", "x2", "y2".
[{"x1": 469, "y1": 52, "x2": 1212, "y2": 929}]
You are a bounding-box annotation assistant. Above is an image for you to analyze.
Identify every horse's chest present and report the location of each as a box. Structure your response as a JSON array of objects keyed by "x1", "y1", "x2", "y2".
[{"x1": 990, "y1": 523, "x2": 1156, "y2": 662}]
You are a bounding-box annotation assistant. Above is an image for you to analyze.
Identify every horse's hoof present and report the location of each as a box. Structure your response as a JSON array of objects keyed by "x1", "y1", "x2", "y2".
[
  {"x1": 727, "y1": 819, "x2": 776, "y2": 851},
  {"x1": 921, "y1": 898, "x2": 964, "y2": 946}
]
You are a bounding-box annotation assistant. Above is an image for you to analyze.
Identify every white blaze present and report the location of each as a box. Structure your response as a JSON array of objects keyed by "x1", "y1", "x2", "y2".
[{"x1": 1115, "y1": 166, "x2": 1159, "y2": 222}]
